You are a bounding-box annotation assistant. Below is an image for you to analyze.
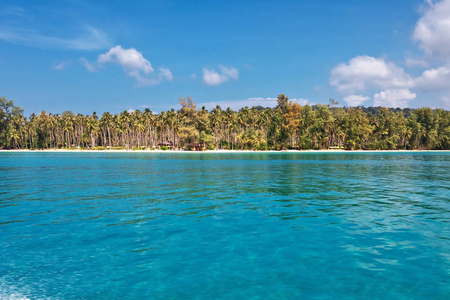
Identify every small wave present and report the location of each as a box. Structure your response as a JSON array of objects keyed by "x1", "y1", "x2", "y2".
[
  {"x1": 0, "y1": 279, "x2": 44, "y2": 300},
  {"x1": 0, "y1": 284, "x2": 30, "y2": 300}
]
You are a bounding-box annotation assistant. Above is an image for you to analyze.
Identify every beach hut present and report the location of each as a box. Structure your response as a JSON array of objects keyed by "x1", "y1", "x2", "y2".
[{"x1": 158, "y1": 141, "x2": 174, "y2": 149}]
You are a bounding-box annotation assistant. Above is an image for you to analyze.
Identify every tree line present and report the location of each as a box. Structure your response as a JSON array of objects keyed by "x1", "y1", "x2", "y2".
[{"x1": 1, "y1": 95, "x2": 449, "y2": 150}]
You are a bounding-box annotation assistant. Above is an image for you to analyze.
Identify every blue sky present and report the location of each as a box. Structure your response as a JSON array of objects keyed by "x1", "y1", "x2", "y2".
[{"x1": 1, "y1": 0, "x2": 450, "y2": 115}]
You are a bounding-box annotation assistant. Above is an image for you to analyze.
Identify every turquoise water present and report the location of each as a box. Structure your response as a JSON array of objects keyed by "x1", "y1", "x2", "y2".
[{"x1": 0, "y1": 152, "x2": 449, "y2": 299}]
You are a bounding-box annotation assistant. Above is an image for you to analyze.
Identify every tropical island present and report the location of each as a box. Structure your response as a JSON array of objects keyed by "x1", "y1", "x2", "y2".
[{"x1": 1, "y1": 95, "x2": 449, "y2": 151}]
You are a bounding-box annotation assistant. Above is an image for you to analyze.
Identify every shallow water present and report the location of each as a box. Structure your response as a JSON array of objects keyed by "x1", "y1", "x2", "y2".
[{"x1": 0, "y1": 152, "x2": 449, "y2": 299}]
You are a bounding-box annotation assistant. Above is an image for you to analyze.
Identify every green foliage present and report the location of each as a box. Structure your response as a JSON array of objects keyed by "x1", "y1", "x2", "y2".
[
  {"x1": 161, "y1": 146, "x2": 169, "y2": 150},
  {"x1": 199, "y1": 131, "x2": 215, "y2": 145},
  {"x1": 178, "y1": 125, "x2": 199, "y2": 146},
  {"x1": 0, "y1": 95, "x2": 449, "y2": 151},
  {"x1": 0, "y1": 96, "x2": 24, "y2": 149},
  {"x1": 257, "y1": 141, "x2": 268, "y2": 150},
  {"x1": 92, "y1": 146, "x2": 106, "y2": 150}
]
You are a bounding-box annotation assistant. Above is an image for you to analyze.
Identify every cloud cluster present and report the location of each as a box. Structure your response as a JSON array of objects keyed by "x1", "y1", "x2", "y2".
[
  {"x1": 202, "y1": 66, "x2": 239, "y2": 85},
  {"x1": 415, "y1": 64, "x2": 450, "y2": 91},
  {"x1": 82, "y1": 45, "x2": 173, "y2": 86},
  {"x1": 373, "y1": 89, "x2": 417, "y2": 108},
  {"x1": 330, "y1": 56, "x2": 414, "y2": 95},
  {"x1": 330, "y1": 56, "x2": 423, "y2": 107},
  {"x1": 331, "y1": 54, "x2": 450, "y2": 107},
  {"x1": 413, "y1": 0, "x2": 450, "y2": 60},
  {"x1": 330, "y1": 0, "x2": 450, "y2": 108}
]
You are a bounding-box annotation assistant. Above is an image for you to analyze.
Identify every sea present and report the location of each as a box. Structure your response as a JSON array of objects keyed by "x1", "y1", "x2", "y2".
[{"x1": 0, "y1": 152, "x2": 449, "y2": 299}]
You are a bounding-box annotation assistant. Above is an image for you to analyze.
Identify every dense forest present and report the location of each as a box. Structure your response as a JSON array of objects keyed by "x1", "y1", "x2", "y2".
[{"x1": 1, "y1": 95, "x2": 449, "y2": 150}]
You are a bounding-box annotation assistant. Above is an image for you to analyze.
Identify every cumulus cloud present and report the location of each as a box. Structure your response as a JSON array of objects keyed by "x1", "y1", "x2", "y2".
[
  {"x1": 202, "y1": 66, "x2": 239, "y2": 85},
  {"x1": 328, "y1": 1, "x2": 450, "y2": 108},
  {"x1": 332, "y1": 55, "x2": 450, "y2": 98},
  {"x1": 330, "y1": 56, "x2": 414, "y2": 95},
  {"x1": 202, "y1": 69, "x2": 224, "y2": 85},
  {"x1": 413, "y1": 0, "x2": 450, "y2": 60},
  {"x1": 415, "y1": 64, "x2": 450, "y2": 91},
  {"x1": 79, "y1": 57, "x2": 96, "y2": 72},
  {"x1": 343, "y1": 94, "x2": 370, "y2": 106},
  {"x1": 199, "y1": 97, "x2": 310, "y2": 111},
  {"x1": 98, "y1": 45, "x2": 153, "y2": 73},
  {"x1": 97, "y1": 45, "x2": 172, "y2": 86},
  {"x1": 52, "y1": 60, "x2": 72, "y2": 71},
  {"x1": 373, "y1": 89, "x2": 417, "y2": 108}
]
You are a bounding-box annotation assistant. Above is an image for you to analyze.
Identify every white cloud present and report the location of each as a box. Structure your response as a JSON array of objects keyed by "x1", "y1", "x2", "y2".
[
  {"x1": 373, "y1": 89, "x2": 417, "y2": 108},
  {"x1": 413, "y1": 0, "x2": 450, "y2": 60},
  {"x1": 79, "y1": 57, "x2": 96, "y2": 72},
  {"x1": 330, "y1": 56, "x2": 414, "y2": 95},
  {"x1": 98, "y1": 45, "x2": 172, "y2": 86},
  {"x1": 202, "y1": 65, "x2": 239, "y2": 85},
  {"x1": 202, "y1": 69, "x2": 225, "y2": 85},
  {"x1": 0, "y1": 25, "x2": 111, "y2": 50},
  {"x1": 328, "y1": 1, "x2": 450, "y2": 108},
  {"x1": 53, "y1": 60, "x2": 72, "y2": 71},
  {"x1": 343, "y1": 94, "x2": 370, "y2": 106},
  {"x1": 415, "y1": 64, "x2": 450, "y2": 91},
  {"x1": 199, "y1": 97, "x2": 310, "y2": 110},
  {"x1": 332, "y1": 55, "x2": 450, "y2": 99},
  {"x1": 98, "y1": 45, "x2": 153, "y2": 73}
]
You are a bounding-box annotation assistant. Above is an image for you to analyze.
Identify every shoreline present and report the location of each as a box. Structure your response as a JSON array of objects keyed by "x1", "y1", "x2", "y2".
[{"x1": 1, "y1": 149, "x2": 449, "y2": 153}]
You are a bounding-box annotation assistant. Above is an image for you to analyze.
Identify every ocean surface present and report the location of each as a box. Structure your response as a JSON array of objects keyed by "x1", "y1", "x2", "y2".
[{"x1": 0, "y1": 152, "x2": 449, "y2": 299}]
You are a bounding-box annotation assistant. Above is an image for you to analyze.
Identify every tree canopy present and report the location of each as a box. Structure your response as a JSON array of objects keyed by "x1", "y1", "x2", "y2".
[{"x1": 0, "y1": 95, "x2": 449, "y2": 150}]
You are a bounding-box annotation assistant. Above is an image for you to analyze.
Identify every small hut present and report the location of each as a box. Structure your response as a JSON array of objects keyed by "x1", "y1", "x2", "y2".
[{"x1": 158, "y1": 141, "x2": 174, "y2": 149}]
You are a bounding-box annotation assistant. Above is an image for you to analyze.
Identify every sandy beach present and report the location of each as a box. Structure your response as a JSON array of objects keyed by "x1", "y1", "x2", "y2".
[{"x1": 1, "y1": 149, "x2": 448, "y2": 153}]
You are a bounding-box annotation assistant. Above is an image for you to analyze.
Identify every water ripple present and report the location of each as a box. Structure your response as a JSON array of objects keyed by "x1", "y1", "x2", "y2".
[{"x1": 0, "y1": 152, "x2": 449, "y2": 299}]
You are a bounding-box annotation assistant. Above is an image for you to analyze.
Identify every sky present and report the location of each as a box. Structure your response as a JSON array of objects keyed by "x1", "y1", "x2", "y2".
[{"x1": 1, "y1": 0, "x2": 450, "y2": 115}]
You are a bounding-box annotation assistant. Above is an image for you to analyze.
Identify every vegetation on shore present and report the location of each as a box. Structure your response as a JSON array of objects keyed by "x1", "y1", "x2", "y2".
[{"x1": 1, "y1": 95, "x2": 449, "y2": 151}]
